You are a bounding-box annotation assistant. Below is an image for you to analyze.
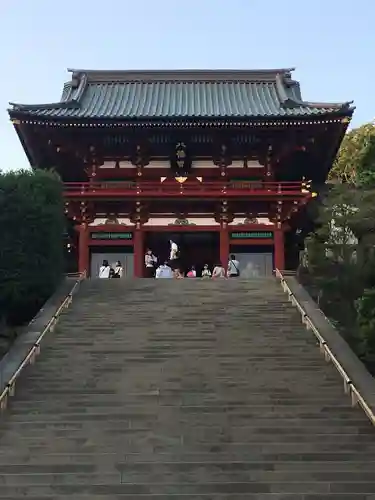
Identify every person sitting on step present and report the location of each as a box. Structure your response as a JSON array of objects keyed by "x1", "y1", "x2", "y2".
[
  {"x1": 201, "y1": 264, "x2": 212, "y2": 278},
  {"x1": 212, "y1": 261, "x2": 226, "y2": 279},
  {"x1": 155, "y1": 261, "x2": 173, "y2": 279},
  {"x1": 186, "y1": 265, "x2": 196, "y2": 278},
  {"x1": 174, "y1": 268, "x2": 184, "y2": 279}
]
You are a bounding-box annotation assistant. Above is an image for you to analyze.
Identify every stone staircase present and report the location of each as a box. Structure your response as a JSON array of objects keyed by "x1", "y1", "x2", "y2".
[{"x1": 0, "y1": 278, "x2": 375, "y2": 499}]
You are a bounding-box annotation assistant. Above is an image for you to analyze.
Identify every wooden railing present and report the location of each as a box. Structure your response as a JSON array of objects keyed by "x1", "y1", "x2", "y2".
[
  {"x1": 64, "y1": 181, "x2": 308, "y2": 198},
  {"x1": 0, "y1": 272, "x2": 86, "y2": 412},
  {"x1": 275, "y1": 269, "x2": 375, "y2": 426}
]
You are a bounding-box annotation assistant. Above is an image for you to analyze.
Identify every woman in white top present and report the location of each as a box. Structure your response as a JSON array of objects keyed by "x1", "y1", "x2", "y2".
[
  {"x1": 169, "y1": 240, "x2": 178, "y2": 261},
  {"x1": 99, "y1": 260, "x2": 111, "y2": 278},
  {"x1": 144, "y1": 249, "x2": 157, "y2": 278},
  {"x1": 212, "y1": 261, "x2": 226, "y2": 279}
]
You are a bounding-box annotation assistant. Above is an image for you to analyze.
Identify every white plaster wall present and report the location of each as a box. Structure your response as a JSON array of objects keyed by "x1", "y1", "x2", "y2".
[
  {"x1": 144, "y1": 217, "x2": 218, "y2": 226},
  {"x1": 89, "y1": 218, "x2": 132, "y2": 226},
  {"x1": 100, "y1": 161, "x2": 134, "y2": 169},
  {"x1": 231, "y1": 217, "x2": 274, "y2": 225},
  {"x1": 89, "y1": 217, "x2": 274, "y2": 227}
]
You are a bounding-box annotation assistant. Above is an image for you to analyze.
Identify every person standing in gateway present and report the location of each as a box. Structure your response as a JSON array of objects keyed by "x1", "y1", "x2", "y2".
[
  {"x1": 98, "y1": 260, "x2": 111, "y2": 278},
  {"x1": 144, "y1": 248, "x2": 158, "y2": 278},
  {"x1": 169, "y1": 239, "x2": 179, "y2": 270},
  {"x1": 228, "y1": 254, "x2": 240, "y2": 278}
]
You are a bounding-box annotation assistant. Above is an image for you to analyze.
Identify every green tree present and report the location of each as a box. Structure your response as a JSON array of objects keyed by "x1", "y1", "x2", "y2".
[
  {"x1": 303, "y1": 122, "x2": 375, "y2": 372},
  {"x1": 356, "y1": 289, "x2": 375, "y2": 372},
  {"x1": 301, "y1": 184, "x2": 375, "y2": 338},
  {"x1": 0, "y1": 170, "x2": 64, "y2": 326},
  {"x1": 329, "y1": 122, "x2": 375, "y2": 186}
]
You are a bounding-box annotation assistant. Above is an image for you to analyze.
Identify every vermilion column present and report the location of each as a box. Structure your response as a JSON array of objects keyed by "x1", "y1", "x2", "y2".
[
  {"x1": 274, "y1": 228, "x2": 285, "y2": 271},
  {"x1": 78, "y1": 223, "x2": 90, "y2": 275},
  {"x1": 219, "y1": 223, "x2": 229, "y2": 272},
  {"x1": 133, "y1": 227, "x2": 144, "y2": 277}
]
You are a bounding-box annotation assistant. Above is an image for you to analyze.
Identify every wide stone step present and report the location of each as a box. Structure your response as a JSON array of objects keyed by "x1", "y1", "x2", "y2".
[
  {"x1": 8, "y1": 396, "x2": 353, "y2": 409},
  {"x1": 2, "y1": 469, "x2": 375, "y2": 486},
  {"x1": 2, "y1": 451, "x2": 375, "y2": 468},
  {"x1": 0, "y1": 423, "x2": 372, "y2": 439},
  {"x1": 0, "y1": 494, "x2": 370, "y2": 500},
  {"x1": 12, "y1": 382, "x2": 348, "y2": 395},
  {"x1": 1, "y1": 418, "x2": 371, "y2": 434},
  {"x1": 3, "y1": 400, "x2": 361, "y2": 413},
  {"x1": 0, "y1": 438, "x2": 374, "y2": 453},
  {"x1": 1, "y1": 430, "x2": 373, "y2": 446},
  {"x1": 1, "y1": 455, "x2": 375, "y2": 471},
  {"x1": 0, "y1": 405, "x2": 368, "y2": 421},
  {"x1": 1, "y1": 479, "x2": 375, "y2": 496},
  {"x1": 0, "y1": 495, "x2": 371, "y2": 500}
]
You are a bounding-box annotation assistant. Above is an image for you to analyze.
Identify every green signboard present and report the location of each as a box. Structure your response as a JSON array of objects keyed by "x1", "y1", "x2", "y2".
[
  {"x1": 231, "y1": 231, "x2": 273, "y2": 239},
  {"x1": 91, "y1": 232, "x2": 133, "y2": 240}
]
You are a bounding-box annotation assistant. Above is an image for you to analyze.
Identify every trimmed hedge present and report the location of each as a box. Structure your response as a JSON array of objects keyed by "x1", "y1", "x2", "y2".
[{"x1": 0, "y1": 170, "x2": 64, "y2": 326}]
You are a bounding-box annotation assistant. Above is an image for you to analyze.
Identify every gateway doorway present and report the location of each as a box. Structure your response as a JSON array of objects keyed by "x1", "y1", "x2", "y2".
[
  {"x1": 145, "y1": 231, "x2": 220, "y2": 276},
  {"x1": 90, "y1": 247, "x2": 134, "y2": 278}
]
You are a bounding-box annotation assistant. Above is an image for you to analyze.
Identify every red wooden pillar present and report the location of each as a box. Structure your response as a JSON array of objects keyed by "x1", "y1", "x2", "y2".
[
  {"x1": 78, "y1": 223, "x2": 90, "y2": 275},
  {"x1": 274, "y1": 227, "x2": 285, "y2": 271},
  {"x1": 133, "y1": 227, "x2": 144, "y2": 277},
  {"x1": 220, "y1": 222, "x2": 230, "y2": 273}
]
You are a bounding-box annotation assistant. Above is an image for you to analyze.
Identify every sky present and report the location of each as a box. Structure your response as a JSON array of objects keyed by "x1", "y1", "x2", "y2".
[{"x1": 0, "y1": 0, "x2": 373, "y2": 172}]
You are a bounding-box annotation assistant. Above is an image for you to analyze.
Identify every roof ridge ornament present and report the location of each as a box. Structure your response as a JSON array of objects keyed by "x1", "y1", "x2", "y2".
[{"x1": 66, "y1": 68, "x2": 297, "y2": 83}]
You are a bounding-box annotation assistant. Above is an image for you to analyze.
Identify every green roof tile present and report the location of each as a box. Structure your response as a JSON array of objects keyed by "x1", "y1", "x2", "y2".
[{"x1": 9, "y1": 69, "x2": 354, "y2": 120}]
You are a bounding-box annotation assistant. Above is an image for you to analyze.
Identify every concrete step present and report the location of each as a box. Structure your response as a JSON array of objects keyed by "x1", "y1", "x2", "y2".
[
  {"x1": 1, "y1": 418, "x2": 371, "y2": 435},
  {"x1": 0, "y1": 494, "x2": 370, "y2": 500},
  {"x1": 1, "y1": 429, "x2": 374, "y2": 445},
  {"x1": 8, "y1": 396, "x2": 354, "y2": 409},
  {"x1": 0, "y1": 496, "x2": 372, "y2": 500},
  {"x1": 2, "y1": 469, "x2": 375, "y2": 485},
  {"x1": 0, "y1": 403, "x2": 369, "y2": 419},
  {"x1": 1, "y1": 438, "x2": 375, "y2": 454},
  {"x1": 1, "y1": 480, "x2": 375, "y2": 496},
  {"x1": 2, "y1": 450, "x2": 375, "y2": 464}
]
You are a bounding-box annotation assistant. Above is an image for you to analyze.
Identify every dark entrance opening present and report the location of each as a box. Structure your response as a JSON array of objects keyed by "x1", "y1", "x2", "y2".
[
  {"x1": 229, "y1": 244, "x2": 274, "y2": 277},
  {"x1": 145, "y1": 231, "x2": 220, "y2": 276}
]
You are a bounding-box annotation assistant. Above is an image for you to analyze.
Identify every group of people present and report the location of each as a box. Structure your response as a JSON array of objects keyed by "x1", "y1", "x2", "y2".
[
  {"x1": 153, "y1": 261, "x2": 239, "y2": 279},
  {"x1": 98, "y1": 260, "x2": 123, "y2": 278},
  {"x1": 145, "y1": 243, "x2": 240, "y2": 279},
  {"x1": 97, "y1": 239, "x2": 241, "y2": 280}
]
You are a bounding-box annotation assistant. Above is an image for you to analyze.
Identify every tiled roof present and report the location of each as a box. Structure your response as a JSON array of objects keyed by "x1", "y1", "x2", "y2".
[{"x1": 9, "y1": 69, "x2": 353, "y2": 120}]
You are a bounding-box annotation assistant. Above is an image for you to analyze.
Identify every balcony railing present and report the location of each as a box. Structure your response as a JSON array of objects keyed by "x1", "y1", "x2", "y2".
[{"x1": 63, "y1": 181, "x2": 309, "y2": 198}]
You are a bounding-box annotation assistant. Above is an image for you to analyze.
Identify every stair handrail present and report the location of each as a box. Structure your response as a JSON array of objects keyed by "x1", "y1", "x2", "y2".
[
  {"x1": 0, "y1": 271, "x2": 86, "y2": 411},
  {"x1": 275, "y1": 268, "x2": 375, "y2": 426}
]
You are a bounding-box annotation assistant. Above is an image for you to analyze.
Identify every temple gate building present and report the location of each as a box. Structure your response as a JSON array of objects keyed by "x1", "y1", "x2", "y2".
[{"x1": 8, "y1": 68, "x2": 353, "y2": 277}]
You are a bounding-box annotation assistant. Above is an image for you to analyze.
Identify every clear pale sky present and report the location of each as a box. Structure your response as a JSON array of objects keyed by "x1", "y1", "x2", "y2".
[{"x1": 0, "y1": 0, "x2": 373, "y2": 172}]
